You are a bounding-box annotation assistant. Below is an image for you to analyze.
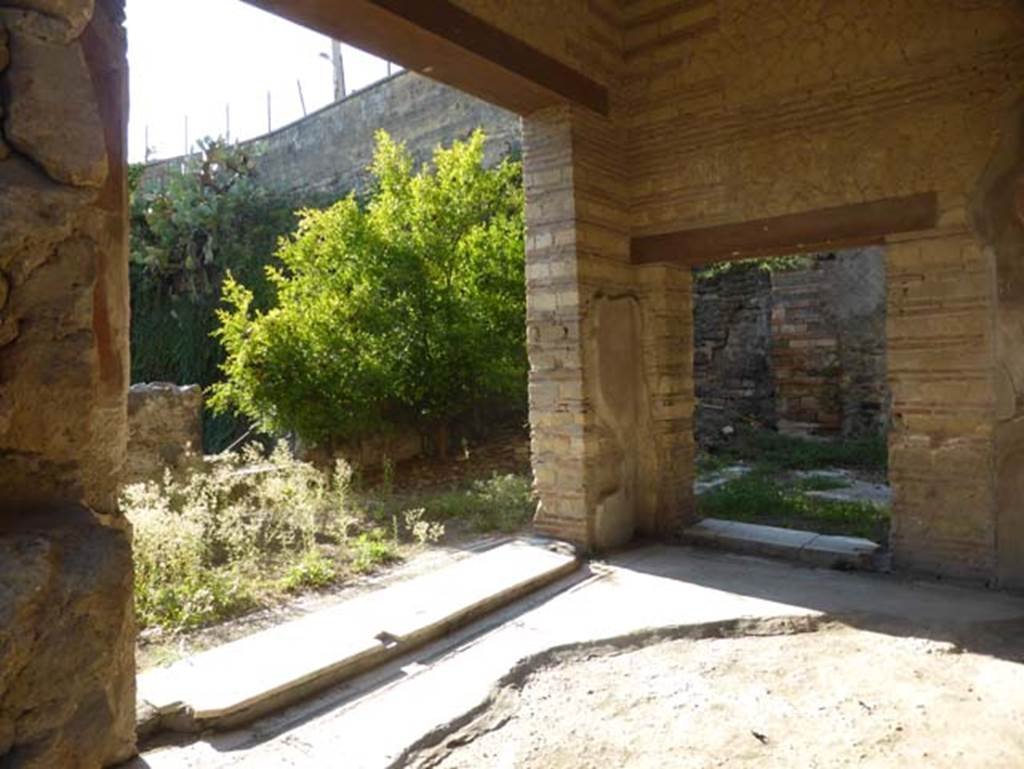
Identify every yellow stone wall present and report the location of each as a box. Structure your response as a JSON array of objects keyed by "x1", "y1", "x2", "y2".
[{"x1": 457, "y1": 0, "x2": 1024, "y2": 578}]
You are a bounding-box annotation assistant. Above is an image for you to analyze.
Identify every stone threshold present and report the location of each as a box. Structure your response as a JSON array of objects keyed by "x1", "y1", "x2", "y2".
[
  {"x1": 136, "y1": 539, "x2": 579, "y2": 738},
  {"x1": 683, "y1": 518, "x2": 882, "y2": 571}
]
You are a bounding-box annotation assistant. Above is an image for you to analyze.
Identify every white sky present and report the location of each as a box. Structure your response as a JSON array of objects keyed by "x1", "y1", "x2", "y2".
[{"x1": 126, "y1": 0, "x2": 395, "y2": 162}]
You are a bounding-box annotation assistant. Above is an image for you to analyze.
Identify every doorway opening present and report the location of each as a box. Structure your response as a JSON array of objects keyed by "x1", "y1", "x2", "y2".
[{"x1": 691, "y1": 247, "x2": 891, "y2": 552}]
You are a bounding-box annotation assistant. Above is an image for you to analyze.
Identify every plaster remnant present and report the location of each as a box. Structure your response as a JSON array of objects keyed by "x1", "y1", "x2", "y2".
[{"x1": 4, "y1": 30, "x2": 107, "y2": 186}]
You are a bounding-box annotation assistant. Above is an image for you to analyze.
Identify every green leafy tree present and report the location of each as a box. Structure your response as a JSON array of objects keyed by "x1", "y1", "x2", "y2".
[
  {"x1": 129, "y1": 138, "x2": 298, "y2": 450},
  {"x1": 210, "y1": 130, "x2": 526, "y2": 456}
]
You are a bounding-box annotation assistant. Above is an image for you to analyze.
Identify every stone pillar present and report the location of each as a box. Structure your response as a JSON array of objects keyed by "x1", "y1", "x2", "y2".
[
  {"x1": 886, "y1": 234, "x2": 998, "y2": 581},
  {"x1": 0, "y1": 0, "x2": 136, "y2": 765},
  {"x1": 978, "y1": 99, "x2": 1024, "y2": 590},
  {"x1": 524, "y1": 105, "x2": 695, "y2": 550},
  {"x1": 888, "y1": 99, "x2": 1024, "y2": 588}
]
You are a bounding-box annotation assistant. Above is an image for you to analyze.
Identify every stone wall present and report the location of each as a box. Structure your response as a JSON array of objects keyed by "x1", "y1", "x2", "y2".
[
  {"x1": 770, "y1": 261, "x2": 842, "y2": 435},
  {"x1": 832, "y1": 249, "x2": 889, "y2": 437},
  {"x1": 125, "y1": 383, "x2": 203, "y2": 483},
  {"x1": 0, "y1": 0, "x2": 136, "y2": 765},
  {"x1": 694, "y1": 249, "x2": 888, "y2": 446},
  {"x1": 144, "y1": 71, "x2": 521, "y2": 201},
  {"x1": 693, "y1": 264, "x2": 774, "y2": 444}
]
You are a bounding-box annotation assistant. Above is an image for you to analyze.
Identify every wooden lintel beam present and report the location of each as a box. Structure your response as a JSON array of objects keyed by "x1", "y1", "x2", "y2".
[
  {"x1": 631, "y1": 193, "x2": 940, "y2": 267},
  {"x1": 245, "y1": 0, "x2": 608, "y2": 117}
]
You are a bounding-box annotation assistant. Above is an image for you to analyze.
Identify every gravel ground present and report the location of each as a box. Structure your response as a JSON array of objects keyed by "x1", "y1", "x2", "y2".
[{"x1": 413, "y1": 624, "x2": 1024, "y2": 769}]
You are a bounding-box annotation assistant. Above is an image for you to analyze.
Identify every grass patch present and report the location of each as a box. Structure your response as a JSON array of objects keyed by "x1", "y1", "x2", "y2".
[
  {"x1": 797, "y1": 475, "x2": 852, "y2": 492},
  {"x1": 124, "y1": 447, "x2": 535, "y2": 636},
  {"x1": 123, "y1": 444, "x2": 438, "y2": 635},
  {"x1": 697, "y1": 469, "x2": 888, "y2": 542},
  {"x1": 710, "y1": 427, "x2": 887, "y2": 474},
  {"x1": 368, "y1": 473, "x2": 535, "y2": 536}
]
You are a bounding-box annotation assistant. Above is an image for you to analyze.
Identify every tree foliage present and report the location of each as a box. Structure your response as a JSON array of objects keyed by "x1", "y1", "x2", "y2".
[
  {"x1": 209, "y1": 130, "x2": 526, "y2": 452},
  {"x1": 129, "y1": 138, "x2": 298, "y2": 450}
]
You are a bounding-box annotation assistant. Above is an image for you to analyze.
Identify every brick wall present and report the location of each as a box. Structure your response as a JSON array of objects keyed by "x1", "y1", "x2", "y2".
[
  {"x1": 770, "y1": 261, "x2": 843, "y2": 435},
  {"x1": 694, "y1": 249, "x2": 888, "y2": 445},
  {"x1": 693, "y1": 264, "x2": 774, "y2": 444},
  {"x1": 887, "y1": 235, "x2": 997, "y2": 580}
]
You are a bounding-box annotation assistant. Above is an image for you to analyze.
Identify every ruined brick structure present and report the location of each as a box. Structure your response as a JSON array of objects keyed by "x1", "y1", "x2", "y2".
[
  {"x1": 693, "y1": 263, "x2": 775, "y2": 443},
  {"x1": 124, "y1": 383, "x2": 203, "y2": 483},
  {"x1": 770, "y1": 248, "x2": 889, "y2": 438},
  {"x1": 2, "y1": 2, "x2": 1023, "y2": 764},
  {"x1": 695, "y1": 249, "x2": 889, "y2": 446}
]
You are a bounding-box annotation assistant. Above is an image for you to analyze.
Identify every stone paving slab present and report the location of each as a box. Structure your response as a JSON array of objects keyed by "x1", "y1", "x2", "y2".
[
  {"x1": 125, "y1": 545, "x2": 1024, "y2": 769},
  {"x1": 136, "y1": 539, "x2": 578, "y2": 734},
  {"x1": 684, "y1": 517, "x2": 880, "y2": 569}
]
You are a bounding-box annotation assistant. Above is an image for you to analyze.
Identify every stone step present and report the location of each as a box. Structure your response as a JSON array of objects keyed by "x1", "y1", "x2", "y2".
[
  {"x1": 136, "y1": 539, "x2": 579, "y2": 736},
  {"x1": 683, "y1": 518, "x2": 881, "y2": 570}
]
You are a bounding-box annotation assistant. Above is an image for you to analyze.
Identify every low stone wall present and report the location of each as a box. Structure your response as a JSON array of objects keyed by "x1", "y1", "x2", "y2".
[{"x1": 125, "y1": 382, "x2": 203, "y2": 483}]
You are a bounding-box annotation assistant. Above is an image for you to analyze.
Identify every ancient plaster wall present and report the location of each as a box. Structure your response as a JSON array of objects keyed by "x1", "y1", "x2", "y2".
[
  {"x1": 448, "y1": 0, "x2": 623, "y2": 86},
  {"x1": 0, "y1": 0, "x2": 136, "y2": 764},
  {"x1": 886, "y1": 234, "x2": 998, "y2": 580},
  {"x1": 144, "y1": 71, "x2": 520, "y2": 202},
  {"x1": 973, "y1": 97, "x2": 1024, "y2": 589},
  {"x1": 0, "y1": 0, "x2": 130, "y2": 515}
]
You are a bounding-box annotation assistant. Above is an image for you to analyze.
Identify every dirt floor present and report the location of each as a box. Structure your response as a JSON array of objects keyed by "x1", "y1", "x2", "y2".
[{"x1": 410, "y1": 622, "x2": 1024, "y2": 769}]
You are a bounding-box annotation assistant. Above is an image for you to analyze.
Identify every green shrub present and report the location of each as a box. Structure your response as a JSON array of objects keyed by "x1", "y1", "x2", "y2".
[
  {"x1": 350, "y1": 530, "x2": 401, "y2": 574},
  {"x1": 123, "y1": 443, "x2": 355, "y2": 632},
  {"x1": 129, "y1": 139, "x2": 300, "y2": 451},
  {"x1": 209, "y1": 130, "x2": 526, "y2": 456},
  {"x1": 281, "y1": 550, "x2": 339, "y2": 592}
]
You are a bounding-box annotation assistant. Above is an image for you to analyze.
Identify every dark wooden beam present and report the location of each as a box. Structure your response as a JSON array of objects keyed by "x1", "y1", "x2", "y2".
[
  {"x1": 244, "y1": 0, "x2": 608, "y2": 117},
  {"x1": 631, "y1": 193, "x2": 940, "y2": 267}
]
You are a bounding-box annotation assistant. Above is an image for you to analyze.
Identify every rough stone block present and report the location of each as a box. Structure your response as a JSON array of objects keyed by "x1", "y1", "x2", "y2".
[
  {"x1": 4, "y1": 31, "x2": 108, "y2": 187},
  {"x1": 125, "y1": 382, "x2": 202, "y2": 483},
  {"x1": 0, "y1": 506, "x2": 135, "y2": 768},
  {"x1": 0, "y1": 0, "x2": 94, "y2": 43}
]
